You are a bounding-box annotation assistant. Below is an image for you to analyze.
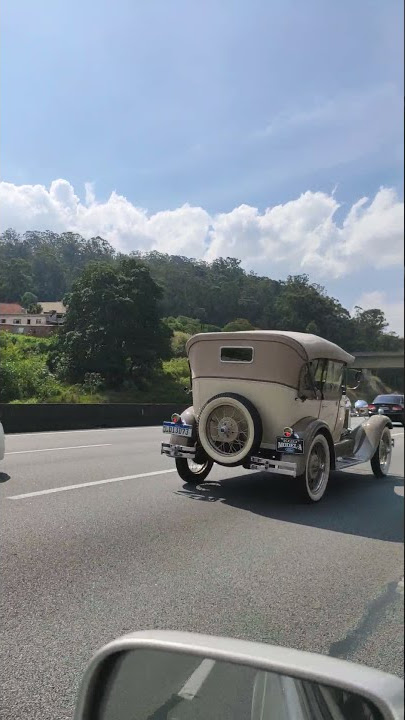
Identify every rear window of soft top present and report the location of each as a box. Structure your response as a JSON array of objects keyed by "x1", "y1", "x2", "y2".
[{"x1": 220, "y1": 346, "x2": 253, "y2": 363}]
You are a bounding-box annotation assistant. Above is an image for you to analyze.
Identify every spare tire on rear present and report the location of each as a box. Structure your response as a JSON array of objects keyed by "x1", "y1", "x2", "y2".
[{"x1": 197, "y1": 393, "x2": 262, "y2": 466}]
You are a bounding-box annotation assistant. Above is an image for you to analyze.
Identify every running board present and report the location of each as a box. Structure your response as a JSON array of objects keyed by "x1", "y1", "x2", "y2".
[{"x1": 335, "y1": 456, "x2": 365, "y2": 471}]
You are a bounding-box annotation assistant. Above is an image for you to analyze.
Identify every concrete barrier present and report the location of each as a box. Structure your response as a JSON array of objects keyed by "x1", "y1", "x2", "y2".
[{"x1": 0, "y1": 403, "x2": 189, "y2": 434}]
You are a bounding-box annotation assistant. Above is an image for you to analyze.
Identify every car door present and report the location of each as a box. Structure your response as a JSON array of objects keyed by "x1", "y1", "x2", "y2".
[{"x1": 318, "y1": 360, "x2": 345, "y2": 441}]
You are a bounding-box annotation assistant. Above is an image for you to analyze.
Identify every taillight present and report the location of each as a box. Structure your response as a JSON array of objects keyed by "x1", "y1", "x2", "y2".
[
  {"x1": 392, "y1": 405, "x2": 403, "y2": 411},
  {"x1": 368, "y1": 404, "x2": 376, "y2": 411}
]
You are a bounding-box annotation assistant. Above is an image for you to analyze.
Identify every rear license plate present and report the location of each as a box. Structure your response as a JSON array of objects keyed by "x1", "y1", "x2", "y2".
[
  {"x1": 162, "y1": 422, "x2": 193, "y2": 438},
  {"x1": 276, "y1": 437, "x2": 304, "y2": 454}
]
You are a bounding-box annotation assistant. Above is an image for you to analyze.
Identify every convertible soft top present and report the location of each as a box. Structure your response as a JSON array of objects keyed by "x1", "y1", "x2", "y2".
[{"x1": 186, "y1": 331, "x2": 355, "y2": 366}]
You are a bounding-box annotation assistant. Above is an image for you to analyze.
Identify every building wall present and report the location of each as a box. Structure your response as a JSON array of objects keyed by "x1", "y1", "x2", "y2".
[
  {"x1": 0, "y1": 313, "x2": 46, "y2": 326},
  {"x1": 0, "y1": 323, "x2": 56, "y2": 336}
]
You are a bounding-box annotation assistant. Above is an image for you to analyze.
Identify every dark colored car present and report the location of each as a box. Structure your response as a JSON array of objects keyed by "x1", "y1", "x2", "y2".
[{"x1": 368, "y1": 394, "x2": 405, "y2": 425}]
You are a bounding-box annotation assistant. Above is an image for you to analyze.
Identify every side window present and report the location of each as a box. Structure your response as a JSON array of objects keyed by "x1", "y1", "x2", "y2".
[
  {"x1": 310, "y1": 359, "x2": 326, "y2": 392},
  {"x1": 299, "y1": 360, "x2": 325, "y2": 398},
  {"x1": 323, "y1": 361, "x2": 344, "y2": 400}
]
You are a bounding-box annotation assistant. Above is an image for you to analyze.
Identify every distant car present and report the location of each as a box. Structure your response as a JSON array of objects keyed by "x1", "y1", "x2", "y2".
[
  {"x1": 0, "y1": 421, "x2": 4, "y2": 461},
  {"x1": 368, "y1": 394, "x2": 405, "y2": 425}
]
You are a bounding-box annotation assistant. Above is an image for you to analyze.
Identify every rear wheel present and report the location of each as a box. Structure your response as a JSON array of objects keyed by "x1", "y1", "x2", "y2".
[
  {"x1": 175, "y1": 457, "x2": 213, "y2": 484},
  {"x1": 297, "y1": 434, "x2": 331, "y2": 503},
  {"x1": 371, "y1": 427, "x2": 392, "y2": 477}
]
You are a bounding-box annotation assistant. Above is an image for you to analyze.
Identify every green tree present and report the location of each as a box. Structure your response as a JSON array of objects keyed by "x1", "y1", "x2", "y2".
[
  {"x1": 223, "y1": 318, "x2": 255, "y2": 332},
  {"x1": 351, "y1": 307, "x2": 391, "y2": 351},
  {"x1": 21, "y1": 292, "x2": 42, "y2": 313},
  {"x1": 55, "y1": 258, "x2": 172, "y2": 384},
  {"x1": 305, "y1": 320, "x2": 320, "y2": 335},
  {"x1": 171, "y1": 331, "x2": 190, "y2": 357},
  {"x1": 276, "y1": 275, "x2": 353, "y2": 347},
  {"x1": 0, "y1": 258, "x2": 34, "y2": 301},
  {"x1": 31, "y1": 247, "x2": 67, "y2": 300}
]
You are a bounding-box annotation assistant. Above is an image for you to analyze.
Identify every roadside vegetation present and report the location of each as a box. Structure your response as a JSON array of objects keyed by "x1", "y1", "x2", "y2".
[{"x1": 0, "y1": 229, "x2": 403, "y2": 404}]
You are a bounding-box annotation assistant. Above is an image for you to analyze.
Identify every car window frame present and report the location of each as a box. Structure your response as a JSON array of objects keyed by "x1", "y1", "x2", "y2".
[{"x1": 323, "y1": 360, "x2": 345, "y2": 401}]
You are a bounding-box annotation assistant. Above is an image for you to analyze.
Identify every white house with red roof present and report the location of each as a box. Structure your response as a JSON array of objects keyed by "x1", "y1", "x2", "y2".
[{"x1": 0, "y1": 301, "x2": 66, "y2": 336}]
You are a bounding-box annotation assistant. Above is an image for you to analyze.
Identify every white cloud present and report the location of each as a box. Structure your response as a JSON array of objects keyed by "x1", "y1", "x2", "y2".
[
  {"x1": 0, "y1": 178, "x2": 403, "y2": 286},
  {"x1": 353, "y1": 292, "x2": 404, "y2": 337}
]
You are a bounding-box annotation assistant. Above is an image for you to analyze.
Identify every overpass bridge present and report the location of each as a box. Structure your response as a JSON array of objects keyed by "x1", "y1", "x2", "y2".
[{"x1": 351, "y1": 351, "x2": 404, "y2": 369}]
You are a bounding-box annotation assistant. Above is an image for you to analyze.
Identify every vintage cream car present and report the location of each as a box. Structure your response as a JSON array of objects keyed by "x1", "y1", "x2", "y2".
[{"x1": 161, "y1": 331, "x2": 394, "y2": 502}]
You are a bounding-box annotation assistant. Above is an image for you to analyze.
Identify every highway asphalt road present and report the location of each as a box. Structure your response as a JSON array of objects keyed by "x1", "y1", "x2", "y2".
[{"x1": 1, "y1": 422, "x2": 403, "y2": 719}]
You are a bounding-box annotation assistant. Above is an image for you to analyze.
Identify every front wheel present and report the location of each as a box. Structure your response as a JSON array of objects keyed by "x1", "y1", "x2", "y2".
[
  {"x1": 297, "y1": 434, "x2": 331, "y2": 503},
  {"x1": 371, "y1": 427, "x2": 392, "y2": 477},
  {"x1": 175, "y1": 457, "x2": 214, "y2": 484}
]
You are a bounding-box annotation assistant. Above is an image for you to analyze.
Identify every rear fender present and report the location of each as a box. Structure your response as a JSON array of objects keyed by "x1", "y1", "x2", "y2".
[
  {"x1": 350, "y1": 415, "x2": 393, "y2": 463},
  {"x1": 169, "y1": 406, "x2": 197, "y2": 448},
  {"x1": 292, "y1": 417, "x2": 336, "y2": 473}
]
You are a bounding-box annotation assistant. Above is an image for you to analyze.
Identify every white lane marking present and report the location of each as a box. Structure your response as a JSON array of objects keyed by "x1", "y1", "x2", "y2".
[
  {"x1": 177, "y1": 659, "x2": 216, "y2": 700},
  {"x1": 8, "y1": 468, "x2": 177, "y2": 499},
  {"x1": 392, "y1": 432, "x2": 404, "y2": 437},
  {"x1": 6, "y1": 426, "x2": 161, "y2": 438},
  {"x1": 5, "y1": 444, "x2": 112, "y2": 456}
]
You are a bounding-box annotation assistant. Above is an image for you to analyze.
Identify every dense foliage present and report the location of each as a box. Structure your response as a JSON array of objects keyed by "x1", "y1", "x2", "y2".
[
  {"x1": 0, "y1": 229, "x2": 403, "y2": 403},
  {"x1": 0, "y1": 229, "x2": 116, "y2": 301},
  {"x1": 50, "y1": 257, "x2": 172, "y2": 385},
  {"x1": 1, "y1": 230, "x2": 403, "y2": 355},
  {"x1": 1, "y1": 332, "x2": 400, "y2": 405},
  {"x1": 0, "y1": 332, "x2": 190, "y2": 404}
]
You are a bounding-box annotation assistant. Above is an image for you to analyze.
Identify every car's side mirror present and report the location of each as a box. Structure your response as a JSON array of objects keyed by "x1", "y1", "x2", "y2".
[
  {"x1": 74, "y1": 631, "x2": 403, "y2": 720},
  {"x1": 347, "y1": 369, "x2": 363, "y2": 391}
]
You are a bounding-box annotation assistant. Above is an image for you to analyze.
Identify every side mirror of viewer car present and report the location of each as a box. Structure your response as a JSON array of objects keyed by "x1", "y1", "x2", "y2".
[{"x1": 74, "y1": 631, "x2": 404, "y2": 720}]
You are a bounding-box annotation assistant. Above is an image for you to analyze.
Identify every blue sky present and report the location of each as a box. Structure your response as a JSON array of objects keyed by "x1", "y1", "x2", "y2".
[{"x1": 1, "y1": 0, "x2": 404, "y2": 331}]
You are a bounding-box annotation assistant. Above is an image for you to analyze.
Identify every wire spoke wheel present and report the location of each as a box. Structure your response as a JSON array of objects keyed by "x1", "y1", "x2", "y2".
[
  {"x1": 175, "y1": 456, "x2": 213, "y2": 484},
  {"x1": 378, "y1": 435, "x2": 392, "y2": 473},
  {"x1": 371, "y1": 427, "x2": 392, "y2": 478},
  {"x1": 206, "y1": 405, "x2": 250, "y2": 457},
  {"x1": 197, "y1": 393, "x2": 262, "y2": 466},
  {"x1": 299, "y1": 434, "x2": 330, "y2": 503},
  {"x1": 307, "y1": 443, "x2": 328, "y2": 495},
  {"x1": 187, "y1": 459, "x2": 210, "y2": 474}
]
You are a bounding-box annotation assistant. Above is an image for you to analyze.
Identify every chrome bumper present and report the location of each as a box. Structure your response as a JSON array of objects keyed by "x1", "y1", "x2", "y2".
[
  {"x1": 161, "y1": 442, "x2": 196, "y2": 459},
  {"x1": 249, "y1": 455, "x2": 297, "y2": 477}
]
